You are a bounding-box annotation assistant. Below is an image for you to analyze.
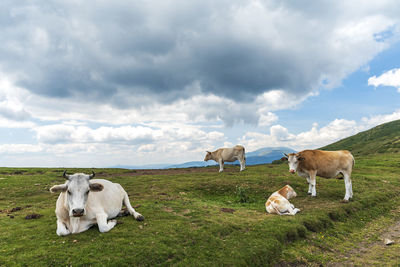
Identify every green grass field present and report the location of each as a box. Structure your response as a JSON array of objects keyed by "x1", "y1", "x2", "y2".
[{"x1": 1, "y1": 153, "x2": 400, "y2": 266}]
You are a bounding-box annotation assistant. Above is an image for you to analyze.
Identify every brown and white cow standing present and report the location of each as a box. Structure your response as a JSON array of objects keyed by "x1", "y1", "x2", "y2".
[
  {"x1": 204, "y1": 145, "x2": 246, "y2": 172},
  {"x1": 284, "y1": 150, "x2": 355, "y2": 202}
]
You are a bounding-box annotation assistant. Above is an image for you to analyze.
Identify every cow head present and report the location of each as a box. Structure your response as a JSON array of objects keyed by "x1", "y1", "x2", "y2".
[
  {"x1": 50, "y1": 171, "x2": 103, "y2": 217},
  {"x1": 284, "y1": 153, "x2": 304, "y2": 174},
  {"x1": 278, "y1": 185, "x2": 297, "y2": 199},
  {"x1": 204, "y1": 151, "x2": 212, "y2": 161}
]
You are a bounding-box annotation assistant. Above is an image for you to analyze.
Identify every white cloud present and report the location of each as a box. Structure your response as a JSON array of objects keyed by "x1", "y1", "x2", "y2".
[
  {"x1": 0, "y1": 144, "x2": 42, "y2": 153},
  {"x1": 35, "y1": 124, "x2": 163, "y2": 144},
  {"x1": 240, "y1": 110, "x2": 400, "y2": 151},
  {"x1": 368, "y1": 68, "x2": 400, "y2": 91},
  {"x1": 270, "y1": 125, "x2": 294, "y2": 141},
  {"x1": 138, "y1": 144, "x2": 156, "y2": 153},
  {"x1": 0, "y1": 76, "x2": 280, "y2": 127},
  {"x1": 361, "y1": 109, "x2": 400, "y2": 127},
  {"x1": 258, "y1": 112, "x2": 278, "y2": 127}
]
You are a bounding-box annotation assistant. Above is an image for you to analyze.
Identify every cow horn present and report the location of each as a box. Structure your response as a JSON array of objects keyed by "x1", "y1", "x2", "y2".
[
  {"x1": 63, "y1": 170, "x2": 70, "y2": 180},
  {"x1": 283, "y1": 153, "x2": 288, "y2": 157},
  {"x1": 88, "y1": 171, "x2": 95, "y2": 179}
]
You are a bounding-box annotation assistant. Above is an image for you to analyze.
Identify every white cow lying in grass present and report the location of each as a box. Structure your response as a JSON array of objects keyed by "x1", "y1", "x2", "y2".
[
  {"x1": 50, "y1": 171, "x2": 144, "y2": 236},
  {"x1": 204, "y1": 145, "x2": 246, "y2": 172},
  {"x1": 265, "y1": 185, "x2": 300, "y2": 215}
]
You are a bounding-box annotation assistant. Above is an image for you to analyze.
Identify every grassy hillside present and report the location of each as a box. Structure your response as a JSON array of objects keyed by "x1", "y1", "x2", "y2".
[
  {"x1": 1, "y1": 153, "x2": 400, "y2": 266},
  {"x1": 321, "y1": 119, "x2": 400, "y2": 155}
]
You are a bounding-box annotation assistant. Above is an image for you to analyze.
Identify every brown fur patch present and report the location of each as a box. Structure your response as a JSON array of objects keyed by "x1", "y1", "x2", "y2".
[
  {"x1": 268, "y1": 196, "x2": 281, "y2": 205},
  {"x1": 89, "y1": 183, "x2": 104, "y2": 192},
  {"x1": 50, "y1": 184, "x2": 68, "y2": 193},
  {"x1": 277, "y1": 185, "x2": 291, "y2": 199},
  {"x1": 292, "y1": 150, "x2": 354, "y2": 178}
]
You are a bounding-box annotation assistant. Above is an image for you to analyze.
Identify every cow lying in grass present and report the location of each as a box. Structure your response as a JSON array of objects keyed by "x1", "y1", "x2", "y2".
[
  {"x1": 204, "y1": 145, "x2": 246, "y2": 172},
  {"x1": 265, "y1": 185, "x2": 300, "y2": 215},
  {"x1": 50, "y1": 171, "x2": 144, "y2": 236},
  {"x1": 284, "y1": 149, "x2": 355, "y2": 202}
]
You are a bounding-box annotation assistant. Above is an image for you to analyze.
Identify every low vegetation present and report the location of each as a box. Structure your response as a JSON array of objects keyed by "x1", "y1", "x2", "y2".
[
  {"x1": 322, "y1": 119, "x2": 400, "y2": 155},
  {"x1": 1, "y1": 152, "x2": 400, "y2": 266}
]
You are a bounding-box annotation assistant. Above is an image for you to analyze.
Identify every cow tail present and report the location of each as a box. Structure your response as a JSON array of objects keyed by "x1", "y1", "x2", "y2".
[{"x1": 122, "y1": 191, "x2": 136, "y2": 216}]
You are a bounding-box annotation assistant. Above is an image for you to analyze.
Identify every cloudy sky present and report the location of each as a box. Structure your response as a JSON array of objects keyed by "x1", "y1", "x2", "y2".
[{"x1": 1, "y1": 0, "x2": 400, "y2": 167}]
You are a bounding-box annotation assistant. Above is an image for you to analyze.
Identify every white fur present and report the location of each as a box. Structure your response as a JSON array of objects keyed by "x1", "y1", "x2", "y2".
[
  {"x1": 265, "y1": 185, "x2": 300, "y2": 216},
  {"x1": 51, "y1": 177, "x2": 143, "y2": 236}
]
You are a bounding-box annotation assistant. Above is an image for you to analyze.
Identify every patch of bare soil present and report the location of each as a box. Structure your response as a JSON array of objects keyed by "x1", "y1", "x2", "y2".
[
  {"x1": 0, "y1": 205, "x2": 32, "y2": 214},
  {"x1": 220, "y1": 208, "x2": 235, "y2": 213},
  {"x1": 25, "y1": 213, "x2": 42, "y2": 219},
  {"x1": 327, "y1": 208, "x2": 400, "y2": 266}
]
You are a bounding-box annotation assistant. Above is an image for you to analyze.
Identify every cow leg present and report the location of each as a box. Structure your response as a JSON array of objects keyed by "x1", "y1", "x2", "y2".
[
  {"x1": 343, "y1": 172, "x2": 353, "y2": 202},
  {"x1": 306, "y1": 176, "x2": 312, "y2": 194},
  {"x1": 280, "y1": 205, "x2": 300, "y2": 216},
  {"x1": 219, "y1": 160, "x2": 224, "y2": 172},
  {"x1": 309, "y1": 170, "x2": 317, "y2": 197},
  {"x1": 56, "y1": 219, "x2": 70, "y2": 236},
  {"x1": 96, "y1": 213, "x2": 117, "y2": 233},
  {"x1": 287, "y1": 206, "x2": 301, "y2": 215},
  {"x1": 239, "y1": 157, "x2": 245, "y2": 171},
  {"x1": 123, "y1": 191, "x2": 145, "y2": 221},
  {"x1": 349, "y1": 179, "x2": 353, "y2": 198}
]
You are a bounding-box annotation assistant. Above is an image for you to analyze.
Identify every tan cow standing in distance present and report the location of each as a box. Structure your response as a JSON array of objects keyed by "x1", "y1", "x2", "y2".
[
  {"x1": 204, "y1": 145, "x2": 246, "y2": 172},
  {"x1": 284, "y1": 150, "x2": 355, "y2": 202}
]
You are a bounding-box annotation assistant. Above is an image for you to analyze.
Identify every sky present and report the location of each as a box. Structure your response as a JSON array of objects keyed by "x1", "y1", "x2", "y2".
[{"x1": 1, "y1": 0, "x2": 400, "y2": 167}]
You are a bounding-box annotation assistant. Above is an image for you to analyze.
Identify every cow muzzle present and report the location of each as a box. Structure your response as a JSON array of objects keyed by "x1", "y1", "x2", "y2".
[
  {"x1": 289, "y1": 170, "x2": 295, "y2": 174},
  {"x1": 72, "y1": 208, "x2": 85, "y2": 217}
]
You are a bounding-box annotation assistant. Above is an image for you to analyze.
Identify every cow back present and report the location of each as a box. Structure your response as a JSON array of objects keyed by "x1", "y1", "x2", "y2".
[{"x1": 298, "y1": 150, "x2": 353, "y2": 178}]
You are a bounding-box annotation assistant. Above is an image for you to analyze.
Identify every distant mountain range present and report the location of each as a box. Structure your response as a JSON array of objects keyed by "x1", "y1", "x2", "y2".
[{"x1": 111, "y1": 147, "x2": 295, "y2": 169}]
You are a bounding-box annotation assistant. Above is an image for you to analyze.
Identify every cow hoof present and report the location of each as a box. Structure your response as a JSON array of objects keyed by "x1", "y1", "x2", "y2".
[
  {"x1": 341, "y1": 199, "x2": 349, "y2": 203},
  {"x1": 56, "y1": 229, "x2": 70, "y2": 236},
  {"x1": 307, "y1": 192, "x2": 312, "y2": 195},
  {"x1": 136, "y1": 215, "x2": 145, "y2": 221}
]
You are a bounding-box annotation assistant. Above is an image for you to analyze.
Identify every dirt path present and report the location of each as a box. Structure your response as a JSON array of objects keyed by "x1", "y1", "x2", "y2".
[
  {"x1": 327, "y1": 209, "x2": 400, "y2": 266},
  {"x1": 276, "y1": 207, "x2": 400, "y2": 266}
]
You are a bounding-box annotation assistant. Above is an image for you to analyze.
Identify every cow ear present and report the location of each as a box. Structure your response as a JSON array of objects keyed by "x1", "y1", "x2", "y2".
[
  {"x1": 281, "y1": 157, "x2": 288, "y2": 161},
  {"x1": 50, "y1": 184, "x2": 68, "y2": 193},
  {"x1": 89, "y1": 183, "x2": 104, "y2": 192}
]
